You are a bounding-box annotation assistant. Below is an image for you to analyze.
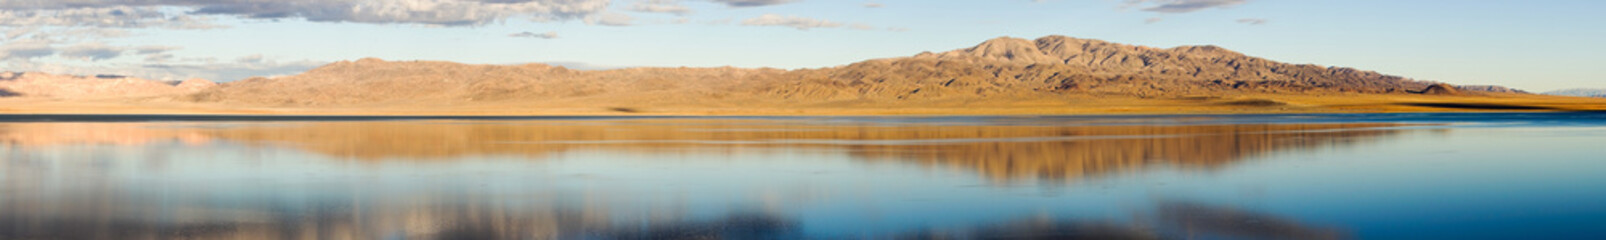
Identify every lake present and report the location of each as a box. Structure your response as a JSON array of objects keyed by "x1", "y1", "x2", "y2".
[{"x1": 2, "y1": 113, "x2": 1604, "y2": 239}]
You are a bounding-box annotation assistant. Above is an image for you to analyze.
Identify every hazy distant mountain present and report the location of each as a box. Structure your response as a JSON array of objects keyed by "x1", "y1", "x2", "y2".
[
  {"x1": 1544, "y1": 89, "x2": 1606, "y2": 98},
  {"x1": 1456, "y1": 85, "x2": 1527, "y2": 94},
  {"x1": 0, "y1": 71, "x2": 215, "y2": 99},
  {"x1": 185, "y1": 35, "x2": 1496, "y2": 108}
]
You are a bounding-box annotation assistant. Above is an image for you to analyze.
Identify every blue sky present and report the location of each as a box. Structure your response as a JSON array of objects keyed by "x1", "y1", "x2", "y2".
[{"x1": 1, "y1": 0, "x2": 1602, "y2": 91}]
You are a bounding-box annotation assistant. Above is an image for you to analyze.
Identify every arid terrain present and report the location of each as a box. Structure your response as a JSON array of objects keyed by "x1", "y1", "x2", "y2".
[{"x1": 3, "y1": 35, "x2": 1605, "y2": 115}]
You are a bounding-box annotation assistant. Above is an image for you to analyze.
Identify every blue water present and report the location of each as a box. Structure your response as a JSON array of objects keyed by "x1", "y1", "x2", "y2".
[{"x1": 1, "y1": 113, "x2": 1604, "y2": 239}]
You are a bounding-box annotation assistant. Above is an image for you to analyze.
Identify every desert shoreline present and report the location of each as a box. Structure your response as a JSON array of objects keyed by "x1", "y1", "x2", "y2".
[{"x1": 4, "y1": 93, "x2": 1604, "y2": 117}]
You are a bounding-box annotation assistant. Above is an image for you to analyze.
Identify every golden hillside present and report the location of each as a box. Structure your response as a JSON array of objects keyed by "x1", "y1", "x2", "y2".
[{"x1": 6, "y1": 35, "x2": 1606, "y2": 115}]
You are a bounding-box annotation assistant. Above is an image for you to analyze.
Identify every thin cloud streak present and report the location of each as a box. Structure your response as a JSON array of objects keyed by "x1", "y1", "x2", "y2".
[
  {"x1": 509, "y1": 31, "x2": 559, "y2": 39},
  {"x1": 1126, "y1": 0, "x2": 1248, "y2": 13},
  {"x1": 0, "y1": 0, "x2": 612, "y2": 26},
  {"x1": 630, "y1": 0, "x2": 693, "y2": 15},
  {"x1": 741, "y1": 14, "x2": 841, "y2": 30},
  {"x1": 711, "y1": 0, "x2": 797, "y2": 7}
]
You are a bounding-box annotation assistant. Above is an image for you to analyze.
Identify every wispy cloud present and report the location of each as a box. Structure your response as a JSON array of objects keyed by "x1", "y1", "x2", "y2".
[
  {"x1": 0, "y1": 39, "x2": 55, "y2": 60},
  {"x1": 509, "y1": 31, "x2": 559, "y2": 39},
  {"x1": 630, "y1": 0, "x2": 693, "y2": 15},
  {"x1": 1126, "y1": 0, "x2": 1248, "y2": 13},
  {"x1": 741, "y1": 14, "x2": 842, "y2": 30},
  {"x1": 234, "y1": 54, "x2": 264, "y2": 64},
  {"x1": 711, "y1": 0, "x2": 797, "y2": 7},
  {"x1": 143, "y1": 53, "x2": 173, "y2": 62},
  {"x1": 0, "y1": 37, "x2": 182, "y2": 62},
  {"x1": 1145, "y1": 17, "x2": 1164, "y2": 24},
  {"x1": 864, "y1": 3, "x2": 884, "y2": 8},
  {"x1": 1236, "y1": 18, "x2": 1267, "y2": 25},
  {"x1": 9, "y1": 57, "x2": 327, "y2": 81},
  {"x1": 134, "y1": 45, "x2": 180, "y2": 55},
  {"x1": 0, "y1": 0, "x2": 612, "y2": 27},
  {"x1": 0, "y1": 6, "x2": 223, "y2": 29},
  {"x1": 58, "y1": 42, "x2": 124, "y2": 61},
  {"x1": 586, "y1": 12, "x2": 635, "y2": 26}
]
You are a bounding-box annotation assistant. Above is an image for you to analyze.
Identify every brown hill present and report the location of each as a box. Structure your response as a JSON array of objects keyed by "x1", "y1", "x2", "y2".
[
  {"x1": 185, "y1": 35, "x2": 1444, "y2": 108},
  {"x1": 0, "y1": 72, "x2": 216, "y2": 99}
]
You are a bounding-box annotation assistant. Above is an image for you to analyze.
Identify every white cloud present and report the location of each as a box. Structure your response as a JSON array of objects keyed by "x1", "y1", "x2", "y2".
[
  {"x1": 0, "y1": 6, "x2": 162, "y2": 28},
  {"x1": 741, "y1": 14, "x2": 841, "y2": 30},
  {"x1": 864, "y1": 3, "x2": 884, "y2": 8},
  {"x1": 0, "y1": 0, "x2": 612, "y2": 26},
  {"x1": 630, "y1": 0, "x2": 693, "y2": 15},
  {"x1": 586, "y1": 12, "x2": 635, "y2": 26},
  {"x1": 1236, "y1": 18, "x2": 1267, "y2": 25},
  {"x1": 0, "y1": 6, "x2": 223, "y2": 29}
]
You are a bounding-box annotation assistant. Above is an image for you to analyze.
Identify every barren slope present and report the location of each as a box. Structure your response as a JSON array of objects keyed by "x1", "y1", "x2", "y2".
[
  {"x1": 187, "y1": 36, "x2": 1450, "y2": 107},
  {"x1": 8, "y1": 35, "x2": 1605, "y2": 115}
]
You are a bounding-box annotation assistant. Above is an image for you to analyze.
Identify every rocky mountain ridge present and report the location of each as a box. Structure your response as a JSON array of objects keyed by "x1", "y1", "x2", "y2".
[
  {"x1": 186, "y1": 35, "x2": 1498, "y2": 107},
  {"x1": 4, "y1": 35, "x2": 1542, "y2": 109}
]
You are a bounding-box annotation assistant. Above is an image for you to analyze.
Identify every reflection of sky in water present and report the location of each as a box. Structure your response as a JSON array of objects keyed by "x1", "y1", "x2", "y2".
[{"x1": 2, "y1": 115, "x2": 1605, "y2": 239}]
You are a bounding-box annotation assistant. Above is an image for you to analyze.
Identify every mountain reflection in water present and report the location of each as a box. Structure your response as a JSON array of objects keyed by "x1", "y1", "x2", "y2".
[
  {"x1": 0, "y1": 119, "x2": 1401, "y2": 239},
  {"x1": 2, "y1": 120, "x2": 1404, "y2": 182}
]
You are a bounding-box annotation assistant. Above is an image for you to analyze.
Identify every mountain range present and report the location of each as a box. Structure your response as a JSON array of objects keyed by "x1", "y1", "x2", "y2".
[
  {"x1": 188, "y1": 36, "x2": 1448, "y2": 106},
  {"x1": 3, "y1": 35, "x2": 1604, "y2": 114}
]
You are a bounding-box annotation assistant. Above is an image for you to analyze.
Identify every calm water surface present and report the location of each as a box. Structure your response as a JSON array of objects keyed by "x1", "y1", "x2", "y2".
[{"x1": 2, "y1": 113, "x2": 1605, "y2": 239}]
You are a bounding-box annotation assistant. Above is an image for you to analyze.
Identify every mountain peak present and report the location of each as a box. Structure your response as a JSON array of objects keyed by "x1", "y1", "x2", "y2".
[
  {"x1": 1032, "y1": 35, "x2": 1108, "y2": 47},
  {"x1": 939, "y1": 36, "x2": 1060, "y2": 64},
  {"x1": 933, "y1": 35, "x2": 1248, "y2": 67}
]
